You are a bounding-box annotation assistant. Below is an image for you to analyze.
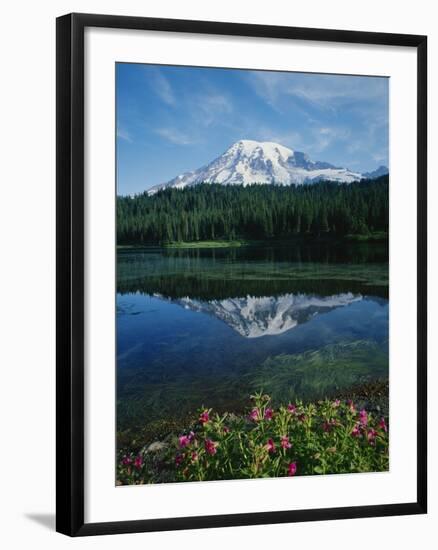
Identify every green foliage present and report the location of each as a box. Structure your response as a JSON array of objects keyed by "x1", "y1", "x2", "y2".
[
  {"x1": 117, "y1": 177, "x2": 389, "y2": 244},
  {"x1": 117, "y1": 393, "x2": 389, "y2": 484}
]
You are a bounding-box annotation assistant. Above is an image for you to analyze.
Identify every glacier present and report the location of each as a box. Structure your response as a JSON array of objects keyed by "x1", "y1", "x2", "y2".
[{"x1": 147, "y1": 140, "x2": 387, "y2": 195}]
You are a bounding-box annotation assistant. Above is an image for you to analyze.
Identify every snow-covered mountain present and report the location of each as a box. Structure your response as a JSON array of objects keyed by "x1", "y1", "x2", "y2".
[
  {"x1": 155, "y1": 292, "x2": 362, "y2": 338},
  {"x1": 148, "y1": 140, "x2": 387, "y2": 195},
  {"x1": 362, "y1": 165, "x2": 389, "y2": 179}
]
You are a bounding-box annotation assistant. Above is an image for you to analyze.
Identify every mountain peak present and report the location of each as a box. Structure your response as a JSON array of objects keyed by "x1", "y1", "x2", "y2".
[
  {"x1": 230, "y1": 139, "x2": 294, "y2": 155},
  {"x1": 147, "y1": 139, "x2": 381, "y2": 195},
  {"x1": 361, "y1": 165, "x2": 389, "y2": 179}
]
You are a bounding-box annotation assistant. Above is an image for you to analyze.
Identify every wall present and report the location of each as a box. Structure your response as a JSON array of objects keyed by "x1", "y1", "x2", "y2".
[{"x1": 0, "y1": 1, "x2": 435, "y2": 548}]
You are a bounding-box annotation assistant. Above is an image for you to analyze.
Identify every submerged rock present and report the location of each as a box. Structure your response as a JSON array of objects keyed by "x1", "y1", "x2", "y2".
[{"x1": 145, "y1": 441, "x2": 168, "y2": 453}]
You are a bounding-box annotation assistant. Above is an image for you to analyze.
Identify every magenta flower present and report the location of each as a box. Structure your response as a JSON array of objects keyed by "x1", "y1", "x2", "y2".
[
  {"x1": 175, "y1": 453, "x2": 184, "y2": 467},
  {"x1": 359, "y1": 409, "x2": 368, "y2": 426},
  {"x1": 351, "y1": 424, "x2": 361, "y2": 437},
  {"x1": 367, "y1": 428, "x2": 378, "y2": 445},
  {"x1": 379, "y1": 418, "x2": 388, "y2": 433},
  {"x1": 288, "y1": 462, "x2": 297, "y2": 476},
  {"x1": 191, "y1": 451, "x2": 199, "y2": 462},
  {"x1": 178, "y1": 435, "x2": 191, "y2": 448},
  {"x1": 280, "y1": 436, "x2": 292, "y2": 449},
  {"x1": 322, "y1": 421, "x2": 331, "y2": 433},
  {"x1": 249, "y1": 407, "x2": 260, "y2": 421},
  {"x1": 121, "y1": 455, "x2": 132, "y2": 466},
  {"x1": 199, "y1": 410, "x2": 210, "y2": 425},
  {"x1": 204, "y1": 438, "x2": 218, "y2": 456},
  {"x1": 264, "y1": 408, "x2": 274, "y2": 420},
  {"x1": 333, "y1": 399, "x2": 341, "y2": 408},
  {"x1": 133, "y1": 455, "x2": 143, "y2": 469},
  {"x1": 266, "y1": 438, "x2": 276, "y2": 454},
  {"x1": 287, "y1": 403, "x2": 296, "y2": 413}
]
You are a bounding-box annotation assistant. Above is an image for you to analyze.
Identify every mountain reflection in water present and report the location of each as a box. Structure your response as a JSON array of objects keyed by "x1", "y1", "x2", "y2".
[{"x1": 154, "y1": 292, "x2": 362, "y2": 338}]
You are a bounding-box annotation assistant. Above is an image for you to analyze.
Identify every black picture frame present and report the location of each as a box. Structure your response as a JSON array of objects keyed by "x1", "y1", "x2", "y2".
[{"x1": 56, "y1": 12, "x2": 427, "y2": 537}]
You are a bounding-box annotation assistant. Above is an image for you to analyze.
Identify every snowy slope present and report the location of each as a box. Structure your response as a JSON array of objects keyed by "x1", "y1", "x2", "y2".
[{"x1": 147, "y1": 139, "x2": 377, "y2": 195}]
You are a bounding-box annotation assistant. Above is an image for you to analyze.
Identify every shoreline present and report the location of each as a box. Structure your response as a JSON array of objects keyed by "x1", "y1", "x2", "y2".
[
  {"x1": 117, "y1": 232, "x2": 388, "y2": 250},
  {"x1": 117, "y1": 378, "x2": 389, "y2": 455}
]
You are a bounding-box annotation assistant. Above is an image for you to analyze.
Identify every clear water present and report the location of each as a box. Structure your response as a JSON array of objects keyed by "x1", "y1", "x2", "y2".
[{"x1": 117, "y1": 244, "x2": 388, "y2": 436}]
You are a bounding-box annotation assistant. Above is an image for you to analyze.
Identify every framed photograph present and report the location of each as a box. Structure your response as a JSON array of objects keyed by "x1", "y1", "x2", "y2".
[{"x1": 56, "y1": 13, "x2": 427, "y2": 536}]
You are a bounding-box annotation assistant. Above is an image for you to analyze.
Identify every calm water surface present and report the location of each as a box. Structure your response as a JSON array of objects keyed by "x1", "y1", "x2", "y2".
[{"x1": 117, "y1": 244, "x2": 388, "y2": 435}]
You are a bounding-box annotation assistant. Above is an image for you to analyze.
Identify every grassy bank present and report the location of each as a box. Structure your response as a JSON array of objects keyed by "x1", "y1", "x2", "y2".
[
  {"x1": 163, "y1": 239, "x2": 248, "y2": 249},
  {"x1": 117, "y1": 232, "x2": 388, "y2": 250},
  {"x1": 344, "y1": 231, "x2": 388, "y2": 242}
]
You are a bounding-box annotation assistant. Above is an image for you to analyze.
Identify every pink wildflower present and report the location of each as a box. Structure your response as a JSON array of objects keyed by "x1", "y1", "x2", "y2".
[
  {"x1": 266, "y1": 438, "x2": 276, "y2": 453},
  {"x1": 175, "y1": 453, "x2": 183, "y2": 467},
  {"x1": 191, "y1": 451, "x2": 198, "y2": 462},
  {"x1": 280, "y1": 436, "x2": 292, "y2": 449},
  {"x1": 264, "y1": 408, "x2": 274, "y2": 420},
  {"x1": 121, "y1": 455, "x2": 132, "y2": 466},
  {"x1": 133, "y1": 455, "x2": 143, "y2": 469},
  {"x1": 178, "y1": 435, "x2": 191, "y2": 448},
  {"x1": 351, "y1": 424, "x2": 361, "y2": 438},
  {"x1": 287, "y1": 403, "x2": 296, "y2": 413},
  {"x1": 379, "y1": 418, "x2": 388, "y2": 433},
  {"x1": 199, "y1": 410, "x2": 209, "y2": 425},
  {"x1": 367, "y1": 428, "x2": 378, "y2": 445},
  {"x1": 204, "y1": 438, "x2": 218, "y2": 456},
  {"x1": 288, "y1": 462, "x2": 297, "y2": 476},
  {"x1": 333, "y1": 399, "x2": 341, "y2": 408},
  {"x1": 359, "y1": 409, "x2": 368, "y2": 426},
  {"x1": 249, "y1": 407, "x2": 260, "y2": 422}
]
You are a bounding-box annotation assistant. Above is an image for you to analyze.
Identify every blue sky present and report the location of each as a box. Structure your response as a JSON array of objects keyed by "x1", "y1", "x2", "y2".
[{"x1": 116, "y1": 63, "x2": 388, "y2": 196}]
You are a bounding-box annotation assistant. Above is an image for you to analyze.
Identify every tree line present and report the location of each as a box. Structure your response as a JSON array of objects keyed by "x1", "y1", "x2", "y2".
[{"x1": 117, "y1": 176, "x2": 388, "y2": 244}]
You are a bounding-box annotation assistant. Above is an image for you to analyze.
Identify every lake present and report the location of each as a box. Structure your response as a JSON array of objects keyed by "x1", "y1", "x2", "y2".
[{"x1": 117, "y1": 243, "x2": 388, "y2": 444}]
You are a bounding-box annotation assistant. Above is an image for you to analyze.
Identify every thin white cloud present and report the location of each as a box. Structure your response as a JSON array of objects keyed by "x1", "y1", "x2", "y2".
[
  {"x1": 202, "y1": 94, "x2": 232, "y2": 112},
  {"x1": 152, "y1": 71, "x2": 176, "y2": 106},
  {"x1": 155, "y1": 127, "x2": 195, "y2": 145},
  {"x1": 249, "y1": 71, "x2": 388, "y2": 112},
  {"x1": 372, "y1": 151, "x2": 389, "y2": 164},
  {"x1": 151, "y1": 92, "x2": 233, "y2": 146},
  {"x1": 194, "y1": 92, "x2": 233, "y2": 127},
  {"x1": 117, "y1": 127, "x2": 132, "y2": 142},
  {"x1": 312, "y1": 126, "x2": 351, "y2": 152}
]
